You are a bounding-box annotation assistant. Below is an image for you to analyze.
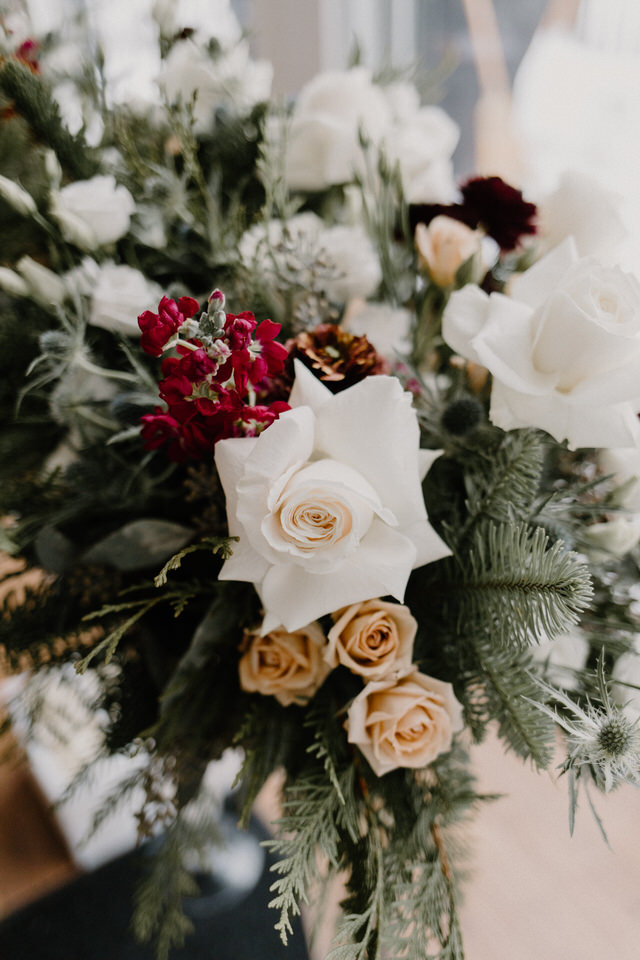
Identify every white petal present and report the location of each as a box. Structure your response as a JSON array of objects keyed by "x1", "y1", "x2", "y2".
[
  {"x1": 473, "y1": 294, "x2": 556, "y2": 396},
  {"x1": 214, "y1": 436, "x2": 258, "y2": 538},
  {"x1": 260, "y1": 519, "x2": 416, "y2": 632},
  {"x1": 288, "y1": 359, "x2": 333, "y2": 412},
  {"x1": 313, "y1": 374, "x2": 427, "y2": 530},
  {"x1": 418, "y1": 448, "x2": 442, "y2": 481},
  {"x1": 441, "y1": 284, "x2": 490, "y2": 363},
  {"x1": 218, "y1": 537, "x2": 271, "y2": 583},
  {"x1": 235, "y1": 407, "x2": 317, "y2": 563},
  {"x1": 490, "y1": 381, "x2": 640, "y2": 449},
  {"x1": 509, "y1": 237, "x2": 578, "y2": 309}
]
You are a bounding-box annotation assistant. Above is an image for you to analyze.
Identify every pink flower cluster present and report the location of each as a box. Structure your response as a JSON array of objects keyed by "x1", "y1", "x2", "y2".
[{"x1": 138, "y1": 294, "x2": 290, "y2": 462}]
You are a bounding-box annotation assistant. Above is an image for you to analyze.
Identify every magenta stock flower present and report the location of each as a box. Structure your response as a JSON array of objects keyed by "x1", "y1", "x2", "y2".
[
  {"x1": 139, "y1": 295, "x2": 291, "y2": 462},
  {"x1": 138, "y1": 296, "x2": 200, "y2": 357}
]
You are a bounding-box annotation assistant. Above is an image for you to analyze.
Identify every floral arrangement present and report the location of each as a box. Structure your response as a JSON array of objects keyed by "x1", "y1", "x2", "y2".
[{"x1": 1, "y1": 5, "x2": 640, "y2": 960}]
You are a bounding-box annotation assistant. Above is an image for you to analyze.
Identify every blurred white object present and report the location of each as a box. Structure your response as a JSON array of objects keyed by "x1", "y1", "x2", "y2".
[
  {"x1": 531, "y1": 624, "x2": 589, "y2": 691},
  {"x1": 2, "y1": 667, "x2": 243, "y2": 872},
  {"x1": 513, "y1": 3, "x2": 640, "y2": 272}
]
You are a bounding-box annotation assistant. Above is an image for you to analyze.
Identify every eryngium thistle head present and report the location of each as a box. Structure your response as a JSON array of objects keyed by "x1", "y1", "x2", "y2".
[
  {"x1": 441, "y1": 396, "x2": 483, "y2": 435},
  {"x1": 597, "y1": 715, "x2": 634, "y2": 758}
]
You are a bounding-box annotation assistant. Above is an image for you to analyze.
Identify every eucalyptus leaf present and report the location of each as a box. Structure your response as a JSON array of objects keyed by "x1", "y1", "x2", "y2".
[
  {"x1": 82, "y1": 520, "x2": 194, "y2": 572},
  {"x1": 35, "y1": 524, "x2": 76, "y2": 573}
]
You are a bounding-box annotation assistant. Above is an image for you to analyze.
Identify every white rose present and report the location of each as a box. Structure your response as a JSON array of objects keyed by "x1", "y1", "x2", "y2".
[
  {"x1": 442, "y1": 238, "x2": 640, "y2": 449},
  {"x1": 285, "y1": 67, "x2": 392, "y2": 192},
  {"x1": 345, "y1": 669, "x2": 464, "y2": 776},
  {"x1": 157, "y1": 39, "x2": 272, "y2": 132},
  {"x1": 531, "y1": 625, "x2": 589, "y2": 691},
  {"x1": 537, "y1": 171, "x2": 627, "y2": 260},
  {"x1": 385, "y1": 106, "x2": 459, "y2": 204},
  {"x1": 612, "y1": 638, "x2": 640, "y2": 717},
  {"x1": 152, "y1": 0, "x2": 242, "y2": 45},
  {"x1": 342, "y1": 300, "x2": 411, "y2": 360},
  {"x1": 600, "y1": 448, "x2": 640, "y2": 512},
  {"x1": 318, "y1": 224, "x2": 381, "y2": 303},
  {"x1": 238, "y1": 212, "x2": 322, "y2": 272},
  {"x1": 51, "y1": 175, "x2": 135, "y2": 249},
  {"x1": 215, "y1": 361, "x2": 451, "y2": 632},
  {"x1": 89, "y1": 263, "x2": 163, "y2": 336},
  {"x1": 16, "y1": 256, "x2": 66, "y2": 307},
  {"x1": 582, "y1": 516, "x2": 640, "y2": 558}
]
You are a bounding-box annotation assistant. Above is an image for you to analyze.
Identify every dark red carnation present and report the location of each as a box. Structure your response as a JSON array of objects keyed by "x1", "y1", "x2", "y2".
[{"x1": 409, "y1": 176, "x2": 537, "y2": 252}]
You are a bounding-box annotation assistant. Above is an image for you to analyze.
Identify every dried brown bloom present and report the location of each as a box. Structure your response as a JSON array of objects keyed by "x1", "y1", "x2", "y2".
[{"x1": 283, "y1": 323, "x2": 388, "y2": 395}]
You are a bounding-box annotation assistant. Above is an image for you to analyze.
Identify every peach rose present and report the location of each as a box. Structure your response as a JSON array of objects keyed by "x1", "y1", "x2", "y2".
[
  {"x1": 415, "y1": 215, "x2": 480, "y2": 288},
  {"x1": 325, "y1": 600, "x2": 416, "y2": 680},
  {"x1": 238, "y1": 622, "x2": 330, "y2": 706},
  {"x1": 346, "y1": 669, "x2": 464, "y2": 776}
]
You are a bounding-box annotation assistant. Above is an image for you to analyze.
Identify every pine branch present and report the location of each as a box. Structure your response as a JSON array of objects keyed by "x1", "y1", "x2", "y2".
[
  {"x1": 458, "y1": 429, "x2": 544, "y2": 542},
  {"x1": 460, "y1": 522, "x2": 593, "y2": 648},
  {"x1": 0, "y1": 60, "x2": 97, "y2": 180}
]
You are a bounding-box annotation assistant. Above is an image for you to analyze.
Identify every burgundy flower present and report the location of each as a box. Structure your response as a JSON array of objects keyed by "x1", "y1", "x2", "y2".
[
  {"x1": 224, "y1": 311, "x2": 257, "y2": 351},
  {"x1": 138, "y1": 296, "x2": 200, "y2": 357},
  {"x1": 15, "y1": 39, "x2": 40, "y2": 73},
  {"x1": 409, "y1": 176, "x2": 537, "y2": 252},
  {"x1": 140, "y1": 293, "x2": 290, "y2": 462}
]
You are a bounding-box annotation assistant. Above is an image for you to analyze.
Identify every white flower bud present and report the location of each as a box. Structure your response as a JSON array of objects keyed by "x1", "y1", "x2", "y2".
[
  {"x1": 44, "y1": 149, "x2": 63, "y2": 189},
  {"x1": 0, "y1": 175, "x2": 37, "y2": 218},
  {"x1": 17, "y1": 256, "x2": 66, "y2": 307},
  {"x1": 0, "y1": 267, "x2": 29, "y2": 298}
]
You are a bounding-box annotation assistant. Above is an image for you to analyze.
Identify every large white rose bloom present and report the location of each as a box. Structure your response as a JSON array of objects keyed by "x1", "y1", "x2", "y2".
[
  {"x1": 284, "y1": 68, "x2": 458, "y2": 201},
  {"x1": 442, "y1": 238, "x2": 640, "y2": 449},
  {"x1": 215, "y1": 362, "x2": 450, "y2": 632},
  {"x1": 157, "y1": 39, "x2": 272, "y2": 132}
]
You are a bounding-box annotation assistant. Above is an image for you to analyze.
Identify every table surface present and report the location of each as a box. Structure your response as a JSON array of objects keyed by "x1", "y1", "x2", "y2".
[{"x1": 0, "y1": 727, "x2": 638, "y2": 958}]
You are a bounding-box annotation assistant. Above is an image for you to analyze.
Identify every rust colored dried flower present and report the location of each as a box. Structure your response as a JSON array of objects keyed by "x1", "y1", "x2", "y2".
[{"x1": 284, "y1": 323, "x2": 388, "y2": 395}]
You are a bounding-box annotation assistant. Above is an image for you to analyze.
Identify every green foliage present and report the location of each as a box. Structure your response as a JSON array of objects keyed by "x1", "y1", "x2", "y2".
[
  {"x1": 459, "y1": 522, "x2": 593, "y2": 648},
  {"x1": 0, "y1": 59, "x2": 97, "y2": 180},
  {"x1": 154, "y1": 535, "x2": 237, "y2": 587}
]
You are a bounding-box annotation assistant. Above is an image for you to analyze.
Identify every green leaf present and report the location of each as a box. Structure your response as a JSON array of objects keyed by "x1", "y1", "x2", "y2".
[{"x1": 82, "y1": 520, "x2": 195, "y2": 572}]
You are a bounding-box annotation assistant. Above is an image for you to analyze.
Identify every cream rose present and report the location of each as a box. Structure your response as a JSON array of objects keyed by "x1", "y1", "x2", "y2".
[
  {"x1": 325, "y1": 600, "x2": 416, "y2": 680},
  {"x1": 415, "y1": 216, "x2": 482, "y2": 288},
  {"x1": 50, "y1": 175, "x2": 135, "y2": 250},
  {"x1": 346, "y1": 669, "x2": 464, "y2": 776},
  {"x1": 442, "y1": 238, "x2": 640, "y2": 449},
  {"x1": 215, "y1": 362, "x2": 450, "y2": 632},
  {"x1": 238, "y1": 622, "x2": 330, "y2": 706}
]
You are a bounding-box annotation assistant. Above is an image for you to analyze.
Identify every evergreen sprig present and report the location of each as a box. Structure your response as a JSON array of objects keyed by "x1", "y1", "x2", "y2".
[
  {"x1": 461, "y1": 522, "x2": 593, "y2": 648},
  {"x1": 0, "y1": 59, "x2": 97, "y2": 180}
]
